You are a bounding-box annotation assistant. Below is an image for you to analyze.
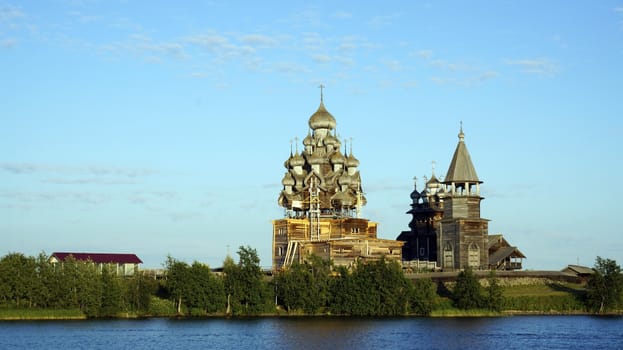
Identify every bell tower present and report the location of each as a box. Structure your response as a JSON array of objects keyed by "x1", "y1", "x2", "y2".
[{"x1": 439, "y1": 124, "x2": 488, "y2": 270}]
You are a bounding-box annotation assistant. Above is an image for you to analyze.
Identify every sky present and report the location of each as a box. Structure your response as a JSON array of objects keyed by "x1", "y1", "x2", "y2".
[{"x1": 2, "y1": 1, "x2": 622, "y2": 270}]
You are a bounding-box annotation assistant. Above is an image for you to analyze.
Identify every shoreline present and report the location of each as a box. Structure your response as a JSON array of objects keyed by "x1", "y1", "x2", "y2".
[{"x1": 2, "y1": 310, "x2": 620, "y2": 321}]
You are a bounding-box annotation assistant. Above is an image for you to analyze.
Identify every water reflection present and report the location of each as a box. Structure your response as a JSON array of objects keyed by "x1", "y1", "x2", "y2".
[{"x1": 0, "y1": 316, "x2": 621, "y2": 350}]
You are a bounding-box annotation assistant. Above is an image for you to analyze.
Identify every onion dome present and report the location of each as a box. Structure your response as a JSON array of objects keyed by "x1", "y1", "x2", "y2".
[
  {"x1": 324, "y1": 133, "x2": 339, "y2": 148},
  {"x1": 308, "y1": 151, "x2": 323, "y2": 165},
  {"x1": 332, "y1": 190, "x2": 354, "y2": 206},
  {"x1": 303, "y1": 131, "x2": 314, "y2": 147},
  {"x1": 338, "y1": 172, "x2": 352, "y2": 186},
  {"x1": 330, "y1": 149, "x2": 346, "y2": 164},
  {"x1": 346, "y1": 153, "x2": 360, "y2": 168},
  {"x1": 282, "y1": 172, "x2": 295, "y2": 186},
  {"x1": 308, "y1": 101, "x2": 336, "y2": 130},
  {"x1": 410, "y1": 187, "x2": 421, "y2": 201},
  {"x1": 427, "y1": 174, "x2": 441, "y2": 190},
  {"x1": 283, "y1": 154, "x2": 293, "y2": 169},
  {"x1": 290, "y1": 152, "x2": 305, "y2": 167}
]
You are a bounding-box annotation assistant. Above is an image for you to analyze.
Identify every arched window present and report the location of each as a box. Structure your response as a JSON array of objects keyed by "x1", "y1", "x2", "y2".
[
  {"x1": 468, "y1": 243, "x2": 480, "y2": 268},
  {"x1": 443, "y1": 241, "x2": 454, "y2": 268}
]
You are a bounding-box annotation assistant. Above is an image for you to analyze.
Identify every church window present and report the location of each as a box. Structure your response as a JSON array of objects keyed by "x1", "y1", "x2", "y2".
[
  {"x1": 278, "y1": 246, "x2": 283, "y2": 256},
  {"x1": 468, "y1": 243, "x2": 480, "y2": 268},
  {"x1": 443, "y1": 242, "x2": 454, "y2": 268}
]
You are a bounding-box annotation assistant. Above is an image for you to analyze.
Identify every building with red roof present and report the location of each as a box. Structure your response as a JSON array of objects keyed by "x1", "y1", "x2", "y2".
[{"x1": 50, "y1": 252, "x2": 142, "y2": 276}]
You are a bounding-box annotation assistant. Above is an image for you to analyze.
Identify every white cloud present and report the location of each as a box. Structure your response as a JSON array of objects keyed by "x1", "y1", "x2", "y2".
[
  {"x1": 42, "y1": 178, "x2": 139, "y2": 185},
  {"x1": 273, "y1": 61, "x2": 311, "y2": 74},
  {"x1": 239, "y1": 34, "x2": 278, "y2": 47},
  {"x1": 312, "y1": 54, "x2": 331, "y2": 63},
  {"x1": 332, "y1": 11, "x2": 352, "y2": 19},
  {"x1": 382, "y1": 59, "x2": 403, "y2": 71},
  {"x1": 415, "y1": 49, "x2": 433, "y2": 59},
  {"x1": 0, "y1": 5, "x2": 24, "y2": 22},
  {"x1": 67, "y1": 11, "x2": 99, "y2": 23},
  {"x1": 0, "y1": 162, "x2": 156, "y2": 178},
  {"x1": 431, "y1": 59, "x2": 471, "y2": 71},
  {"x1": 506, "y1": 58, "x2": 560, "y2": 75},
  {"x1": 367, "y1": 13, "x2": 402, "y2": 29},
  {"x1": 0, "y1": 38, "x2": 15, "y2": 47}
]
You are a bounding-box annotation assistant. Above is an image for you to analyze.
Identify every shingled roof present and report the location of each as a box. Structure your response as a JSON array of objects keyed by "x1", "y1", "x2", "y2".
[
  {"x1": 51, "y1": 252, "x2": 142, "y2": 264},
  {"x1": 444, "y1": 128, "x2": 481, "y2": 183}
]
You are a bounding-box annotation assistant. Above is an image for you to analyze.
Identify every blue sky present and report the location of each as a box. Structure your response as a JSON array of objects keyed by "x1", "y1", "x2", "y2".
[{"x1": 2, "y1": 1, "x2": 622, "y2": 270}]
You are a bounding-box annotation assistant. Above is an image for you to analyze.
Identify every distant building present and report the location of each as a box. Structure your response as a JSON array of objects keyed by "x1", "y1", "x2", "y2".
[
  {"x1": 397, "y1": 126, "x2": 525, "y2": 270},
  {"x1": 561, "y1": 264, "x2": 594, "y2": 282},
  {"x1": 272, "y1": 91, "x2": 403, "y2": 270},
  {"x1": 49, "y1": 252, "x2": 142, "y2": 276},
  {"x1": 488, "y1": 234, "x2": 526, "y2": 270}
]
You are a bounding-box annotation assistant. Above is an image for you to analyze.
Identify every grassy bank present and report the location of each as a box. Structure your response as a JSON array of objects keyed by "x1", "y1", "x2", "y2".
[
  {"x1": 0, "y1": 308, "x2": 86, "y2": 320},
  {"x1": 501, "y1": 282, "x2": 586, "y2": 313},
  {"x1": 0, "y1": 282, "x2": 600, "y2": 319}
]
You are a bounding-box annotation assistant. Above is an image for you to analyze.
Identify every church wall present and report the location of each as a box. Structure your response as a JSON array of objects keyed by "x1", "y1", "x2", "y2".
[
  {"x1": 466, "y1": 197, "x2": 482, "y2": 218},
  {"x1": 457, "y1": 220, "x2": 488, "y2": 270}
]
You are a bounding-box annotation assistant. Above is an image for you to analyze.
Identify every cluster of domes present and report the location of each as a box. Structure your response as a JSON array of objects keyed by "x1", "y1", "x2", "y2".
[
  {"x1": 410, "y1": 173, "x2": 446, "y2": 208},
  {"x1": 278, "y1": 99, "x2": 365, "y2": 216}
]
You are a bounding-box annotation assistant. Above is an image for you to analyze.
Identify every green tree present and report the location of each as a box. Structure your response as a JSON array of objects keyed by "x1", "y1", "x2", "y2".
[
  {"x1": 453, "y1": 268, "x2": 483, "y2": 309},
  {"x1": 275, "y1": 255, "x2": 331, "y2": 313},
  {"x1": 74, "y1": 260, "x2": 103, "y2": 316},
  {"x1": 410, "y1": 278, "x2": 438, "y2": 316},
  {"x1": 99, "y1": 265, "x2": 123, "y2": 316},
  {"x1": 223, "y1": 246, "x2": 270, "y2": 315},
  {"x1": 328, "y1": 258, "x2": 411, "y2": 316},
  {"x1": 328, "y1": 265, "x2": 354, "y2": 315},
  {"x1": 124, "y1": 271, "x2": 157, "y2": 314},
  {"x1": 186, "y1": 262, "x2": 226, "y2": 314},
  {"x1": 31, "y1": 252, "x2": 53, "y2": 308},
  {"x1": 0, "y1": 253, "x2": 37, "y2": 308},
  {"x1": 164, "y1": 256, "x2": 191, "y2": 314},
  {"x1": 586, "y1": 257, "x2": 623, "y2": 313},
  {"x1": 484, "y1": 271, "x2": 504, "y2": 312}
]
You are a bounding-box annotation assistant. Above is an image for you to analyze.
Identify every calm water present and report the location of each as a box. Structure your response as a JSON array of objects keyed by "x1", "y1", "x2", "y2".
[{"x1": 0, "y1": 316, "x2": 622, "y2": 349}]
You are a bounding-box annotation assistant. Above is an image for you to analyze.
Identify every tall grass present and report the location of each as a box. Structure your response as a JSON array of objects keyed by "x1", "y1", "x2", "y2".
[{"x1": 0, "y1": 308, "x2": 85, "y2": 320}]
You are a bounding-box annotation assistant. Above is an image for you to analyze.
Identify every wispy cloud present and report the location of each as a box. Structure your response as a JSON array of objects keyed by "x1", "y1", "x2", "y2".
[
  {"x1": 239, "y1": 34, "x2": 279, "y2": 47},
  {"x1": 413, "y1": 49, "x2": 498, "y2": 86},
  {"x1": 430, "y1": 71, "x2": 497, "y2": 87},
  {"x1": 0, "y1": 162, "x2": 156, "y2": 178},
  {"x1": 312, "y1": 53, "x2": 331, "y2": 63},
  {"x1": 273, "y1": 61, "x2": 311, "y2": 74},
  {"x1": 67, "y1": 10, "x2": 99, "y2": 23},
  {"x1": 42, "y1": 178, "x2": 139, "y2": 185},
  {"x1": 332, "y1": 11, "x2": 352, "y2": 19},
  {"x1": 367, "y1": 13, "x2": 402, "y2": 29},
  {"x1": 100, "y1": 34, "x2": 189, "y2": 61},
  {"x1": 1, "y1": 38, "x2": 16, "y2": 48},
  {"x1": 506, "y1": 58, "x2": 560, "y2": 76},
  {"x1": 0, "y1": 4, "x2": 24, "y2": 22},
  {"x1": 415, "y1": 49, "x2": 433, "y2": 59},
  {"x1": 0, "y1": 190, "x2": 110, "y2": 205},
  {"x1": 382, "y1": 59, "x2": 404, "y2": 71}
]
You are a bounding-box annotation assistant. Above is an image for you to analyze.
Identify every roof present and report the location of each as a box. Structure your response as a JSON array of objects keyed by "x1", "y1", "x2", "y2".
[
  {"x1": 444, "y1": 130, "x2": 480, "y2": 183},
  {"x1": 562, "y1": 265, "x2": 594, "y2": 275},
  {"x1": 51, "y1": 252, "x2": 143, "y2": 264},
  {"x1": 488, "y1": 246, "x2": 526, "y2": 265},
  {"x1": 488, "y1": 234, "x2": 510, "y2": 249}
]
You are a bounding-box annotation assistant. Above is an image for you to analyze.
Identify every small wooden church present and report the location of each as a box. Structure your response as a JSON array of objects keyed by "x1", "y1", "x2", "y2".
[{"x1": 396, "y1": 126, "x2": 525, "y2": 270}]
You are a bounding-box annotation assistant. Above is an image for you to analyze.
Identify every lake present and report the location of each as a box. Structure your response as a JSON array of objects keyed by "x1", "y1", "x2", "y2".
[{"x1": 1, "y1": 316, "x2": 621, "y2": 349}]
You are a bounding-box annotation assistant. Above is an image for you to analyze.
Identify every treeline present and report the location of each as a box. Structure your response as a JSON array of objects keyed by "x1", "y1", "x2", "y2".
[
  {"x1": 165, "y1": 246, "x2": 439, "y2": 316},
  {"x1": 0, "y1": 252, "x2": 156, "y2": 317},
  {"x1": 1, "y1": 249, "x2": 621, "y2": 317}
]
